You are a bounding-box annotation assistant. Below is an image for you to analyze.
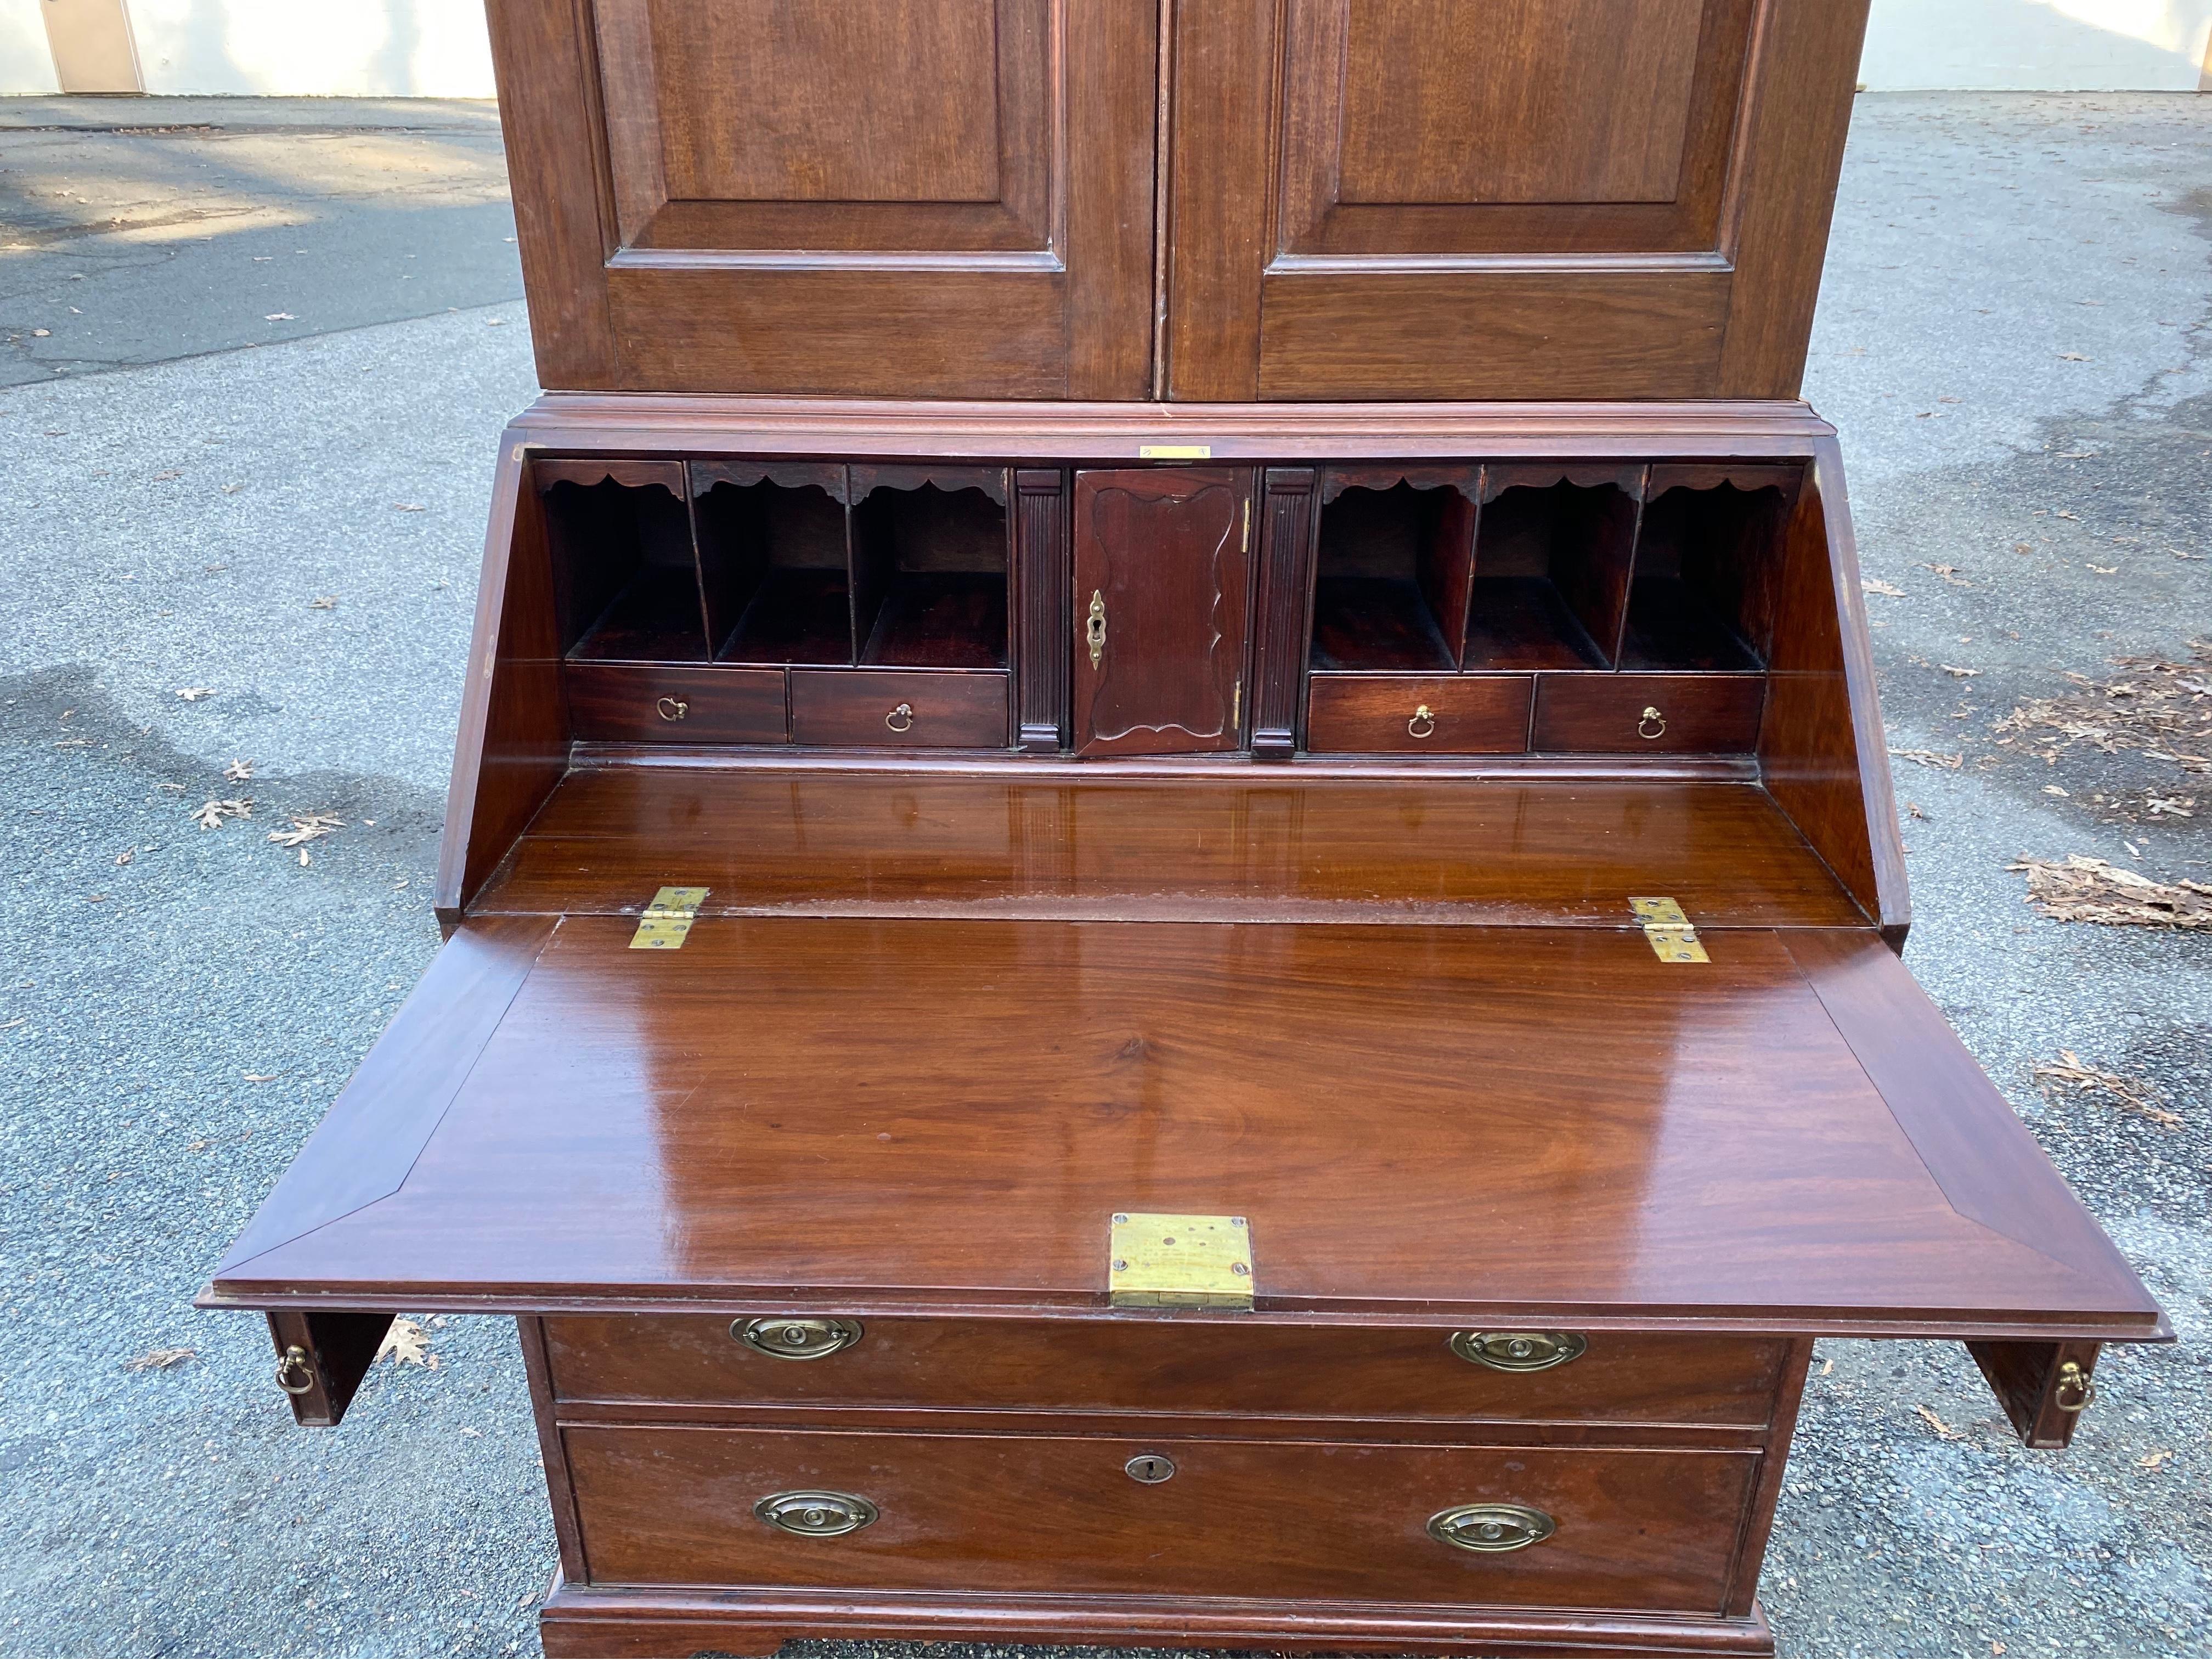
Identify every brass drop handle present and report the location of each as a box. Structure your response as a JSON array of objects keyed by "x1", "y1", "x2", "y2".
[
  {"x1": 656, "y1": 696, "x2": 689, "y2": 722},
  {"x1": 1428, "y1": 1503, "x2": 1556, "y2": 1553},
  {"x1": 1086, "y1": 590, "x2": 1107, "y2": 669},
  {"x1": 2053, "y1": 1359, "x2": 2097, "y2": 1414},
  {"x1": 884, "y1": 702, "x2": 915, "y2": 733},
  {"x1": 755, "y1": 1490, "x2": 877, "y2": 1537},
  {"x1": 1408, "y1": 704, "x2": 1436, "y2": 739},
  {"x1": 1638, "y1": 706, "x2": 1666, "y2": 741},
  {"x1": 275, "y1": 1345, "x2": 315, "y2": 1396},
  {"x1": 1449, "y1": 1331, "x2": 1588, "y2": 1372},
  {"x1": 734, "y1": 1317, "x2": 864, "y2": 1360}
]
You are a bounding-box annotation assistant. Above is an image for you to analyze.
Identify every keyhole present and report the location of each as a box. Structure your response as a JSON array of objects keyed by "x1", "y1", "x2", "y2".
[{"x1": 1126, "y1": 1454, "x2": 1175, "y2": 1484}]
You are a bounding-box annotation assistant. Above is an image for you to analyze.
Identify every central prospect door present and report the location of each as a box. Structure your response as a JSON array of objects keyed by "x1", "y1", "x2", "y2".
[
  {"x1": 492, "y1": 0, "x2": 1158, "y2": 396},
  {"x1": 1071, "y1": 470, "x2": 1253, "y2": 757}
]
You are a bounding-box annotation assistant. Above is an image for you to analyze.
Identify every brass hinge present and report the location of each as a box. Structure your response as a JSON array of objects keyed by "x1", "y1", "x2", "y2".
[
  {"x1": 1629, "y1": 896, "x2": 1708, "y2": 963},
  {"x1": 1109, "y1": 1212, "x2": 1254, "y2": 1310},
  {"x1": 1240, "y1": 496, "x2": 1251, "y2": 553},
  {"x1": 630, "y1": 885, "x2": 709, "y2": 950}
]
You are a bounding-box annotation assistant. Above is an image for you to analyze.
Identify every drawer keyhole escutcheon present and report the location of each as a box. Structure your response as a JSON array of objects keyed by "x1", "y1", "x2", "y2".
[
  {"x1": 1449, "y1": 1331, "x2": 1587, "y2": 1372},
  {"x1": 656, "y1": 696, "x2": 688, "y2": 722},
  {"x1": 275, "y1": 1345, "x2": 315, "y2": 1396},
  {"x1": 1126, "y1": 1453, "x2": 1176, "y2": 1484},
  {"x1": 884, "y1": 702, "x2": 915, "y2": 733},
  {"x1": 755, "y1": 1490, "x2": 877, "y2": 1538},
  {"x1": 1638, "y1": 706, "x2": 1666, "y2": 740},
  {"x1": 1408, "y1": 704, "x2": 1436, "y2": 740},
  {"x1": 1428, "y1": 1503, "x2": 1556, "y2": 1554},
  {"x1": 1087, "y1": 590, "x2": 1107, "y2": 669},
  {"x1": 735, "y1": 1317, "x2": 864, "y2": 1360}
]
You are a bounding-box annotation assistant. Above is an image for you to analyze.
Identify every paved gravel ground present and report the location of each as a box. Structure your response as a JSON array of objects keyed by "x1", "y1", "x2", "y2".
[{"x1": 0, "y1": 92, "x2": 2206, "y2": 1660}]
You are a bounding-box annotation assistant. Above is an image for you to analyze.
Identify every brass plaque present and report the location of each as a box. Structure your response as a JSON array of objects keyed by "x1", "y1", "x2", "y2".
[
  {"x1": 1629, "y1": 895, "x2": 1708, "y2": 963},
  {"x1": 629, "y1": 885, "x2": 710, "y2": 950},
  {"x1": 1109, "y1": 1212, "x2": 1253, "y2": 1309},
  {"x1": 1138, "y1": 444, "x2": 1211, "y2": 459}
]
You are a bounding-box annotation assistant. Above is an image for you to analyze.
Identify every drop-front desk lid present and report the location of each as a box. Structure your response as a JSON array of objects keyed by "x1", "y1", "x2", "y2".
[{"x1": 206, "y1": 907, "x2": 2163, "y2": 1341}]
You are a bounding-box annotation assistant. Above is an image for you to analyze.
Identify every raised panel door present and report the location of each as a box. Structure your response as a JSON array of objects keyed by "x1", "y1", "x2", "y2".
[
  {"x1": 1167, "y1": 0, "x2": 1871, "y2": 400},
  {"x1": 488, "y1": 0, "x2": 1156, "y2": 395},
  {"x1": 1071, "y1": 469, "x2": 1253, "y2": 757}
]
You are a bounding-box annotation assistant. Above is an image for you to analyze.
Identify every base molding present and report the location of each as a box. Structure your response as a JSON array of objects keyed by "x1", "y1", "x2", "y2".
[{"x1": 539, "y1": 1579, "x2": 1776, "y2": 1658}]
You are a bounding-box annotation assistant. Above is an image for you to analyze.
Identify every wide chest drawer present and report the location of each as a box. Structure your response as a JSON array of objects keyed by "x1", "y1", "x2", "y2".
[
  {"x1": 543, "y1": 1317, "x2": 1786, "y2": 1427},
  {"x1": 565, "y1": 1424, "x2": 1755, "y2": 1611}
]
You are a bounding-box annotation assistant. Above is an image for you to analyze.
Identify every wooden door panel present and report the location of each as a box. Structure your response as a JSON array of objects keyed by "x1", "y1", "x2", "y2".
[
  {"x1": 1170, "y1": 0, "x2": 1870, "y2": 400},
  {"x1": 489, "y1": 0, "x2": 1156, "y2": 396},
  {"x1": 1071, "y1": 470, "x2": 1253, "y2": 757}
]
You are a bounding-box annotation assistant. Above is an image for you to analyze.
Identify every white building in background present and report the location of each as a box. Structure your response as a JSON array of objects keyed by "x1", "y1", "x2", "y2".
[{"x1": 1, "y1": 0, "x2": 2209, "y2": 98}]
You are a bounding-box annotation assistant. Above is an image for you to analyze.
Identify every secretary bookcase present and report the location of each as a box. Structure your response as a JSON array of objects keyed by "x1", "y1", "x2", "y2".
[{"x1": 204, "y1": 5, "x2": 2165, "y2": 1656}]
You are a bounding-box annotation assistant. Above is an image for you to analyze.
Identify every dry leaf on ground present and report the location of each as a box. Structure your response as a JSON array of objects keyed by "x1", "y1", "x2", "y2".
[
  {"x1": 224, "y1": 758, "x2": 254, "y2": 782},
  {"x1": 377, "y1": 1317, "x2": 439, "y2": 1369},
  {"x1": 125, "y1": 1347, "x2": 196, "y2": 1371},
  {"x1": 309, "y1": 596, "x2": 338, "y2": 610},
  {"x1": 1891, "y1": 748, "x2": 1963, "y2": 769},
  {"x1": 1862, "y1": 578, "x2": 1906, "y2": 597},
  {"x1": 1916, "y1": 1404, "x2": 1963, "y2": 1440},
  {"x1": 2140, "y1": 1449, "x2": 2175, "y2": 1471},
  {"x1": 1993, "y1": 644, "x2": 2212, "y2": 775},
  {"x1": 2010, "y1": 855, "x2": 2212, "y2": 930},
  {"x1": 268, "y1": 814, "x2": 344, "y2": 849},
  {"x1": 1940, "y1": 664, "x2": 1982, "y2": 678},
  {"x1": 174, "y1": 687, "x2": 213, "y2": 701},
  {"x1": 190, "y1": 798, "x2": 251, "y2": 830},
  {"x1": 2033, "y1": 1049, "x2": 2183, "y2": 1130},
  {"x1": 1921, "y1": 563, "x2": 1972, "y2": 586}
]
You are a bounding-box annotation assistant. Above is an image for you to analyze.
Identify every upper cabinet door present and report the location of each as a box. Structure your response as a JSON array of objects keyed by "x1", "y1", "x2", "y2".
[
  {"x1": 1072, "y1": 470, "x2": 1253, "y2": 757},
  {"x1": 490, "y1": 0, "x2": 1157, "y2": 396},
  {"x1": 1166, "y1": 0, "x2": 1871, "y2": 402}
]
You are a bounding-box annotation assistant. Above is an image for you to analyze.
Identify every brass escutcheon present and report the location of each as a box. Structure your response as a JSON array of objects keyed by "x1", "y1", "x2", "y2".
[
  {"x1": 884, "y1": 702, "x2": 915, "y2": 733},
  {"x1": 754, "y1": 1490, "x2": 877, "y2": 1538},
  {"x1": 1126, "y1": 1453, "x2": 1176, "y2": 1484},
  {"x1": 656, "y1": 696, "x2": 689, "y2": 722},
  {"x1": 2053, "y1": 1359, "x2": 2097, "y2": 1413},
  {"x1": 1638, "y1": 706, "x2": 1666, "y2": 740},
  {"x1": 1427, "y1": 1503, "x2": 1556, "y2": 1554},
  {"x1": 1449, "y1": 1331, "x2": 1588, "y2": 1372},
  {"x1": 735, "y1": 1317, "x2": 864, "y2": 1360},
  {"x1": 275, "y1": 1345, "x2": 315, "y2": 1396},
  {"x1": 1408, "y1": 704, "x2": 1436, "y2": 740},
  {"x1": 1087, "y1": 591, "x2": 1107, "y2": 669}
]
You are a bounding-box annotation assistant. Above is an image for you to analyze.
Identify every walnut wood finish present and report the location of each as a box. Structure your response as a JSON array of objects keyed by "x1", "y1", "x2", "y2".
[
  {"x1": 1967, "y1": 1341, "x2": 2103, "y2": 1450},
  {"x1": 1533, "y1": 674, "x2": 1767, "y2": 755},
  {"x1": 545, "y1": 1317, "x2": 1786, "y2": 1427},
  {"x1": 264, "y1": 1310, "x2": 391, "y2": 1428},
  {"x1": 1012, "y1": 469, "x2": 1070, "y2": 753},
  {"x1": 1070, "y1": 468, "x2": 1252, "y2": 756},
  {"x1": 471, "y1": 770, "x2": 1866, "y2": 928},
  {"x1": 1307, "y1": 673, "x2": 1533, "y2": 754},
  {"x1": 208, "y1": 917, "x2": 2162, "y2": 1341},
  {"x1": 1250, "y1": 467, "x2": 1319, "y2": 759},
  {"x1": 788, "y1": 668, "x2": 1009, "y2": 749},
  {"x1": 563, "y1": 663, "x2": 787, "y2": 745}
]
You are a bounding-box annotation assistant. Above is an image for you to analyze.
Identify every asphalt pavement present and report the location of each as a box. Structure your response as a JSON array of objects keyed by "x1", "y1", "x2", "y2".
[{"x1": 0, "y1": 92, "x2": 2206, "y2": 1659}]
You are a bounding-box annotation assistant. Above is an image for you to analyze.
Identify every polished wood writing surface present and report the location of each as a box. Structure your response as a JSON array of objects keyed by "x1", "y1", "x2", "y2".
[
  {"x1": 471, "y1": 769, "x2": 1866, "y2": 928},
  {"x1": 211, "y1": 915, "x2": 2160, "y2": 1339}
]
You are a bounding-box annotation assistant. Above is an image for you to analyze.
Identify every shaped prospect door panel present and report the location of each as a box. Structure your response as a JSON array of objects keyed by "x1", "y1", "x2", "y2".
[{"x1": 1072, "y1": 470, "x2": 1253, "y2": 757}]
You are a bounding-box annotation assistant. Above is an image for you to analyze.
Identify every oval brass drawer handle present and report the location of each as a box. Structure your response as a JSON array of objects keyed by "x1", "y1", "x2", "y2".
[
  {"x1": 1449, "y1": 1331, "x2": 1587, "y2": 1372},
  {"x1": 735, "y1": 1317, "x2": 864, "y2": 1360},
  {"x1": 1429, "y1": 1503, "x2": 1555, "y2": 1554},
  {"x1": 1408, "y1": 704, "x2": 1436, "y2": 739},
  {"x1": 656, "y1": 696, "x2": 688, "y2": 722},
  {"x1": 1638, "y1": 705, "x2": 1666, "y2": 740},
  {"x1": 885, "y1": 702, "x2": 915, "y2": 733},
  {"x1": 755, "y1": 1490, "x2": 877, "y2": 1538}
]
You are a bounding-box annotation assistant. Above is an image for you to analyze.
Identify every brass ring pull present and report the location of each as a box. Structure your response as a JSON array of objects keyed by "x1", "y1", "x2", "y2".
[
  {"x1": 735, "y1": 1317, "x2": 863, "y2": 1360},
  {"x1": 275, "y1": 1345, "x2": 315, "y2": 1396},
  {"x1": 2053, "y1": 1360, "x2": 2096, "y2": 1414},
  {"x1": 755, "y1": 1490, "x2": 877, "y2": 1538},
  {"x1": 1427, "y1": 1503, "x2": 1556, "y2": 1554},
  {"x1": 1086, "y1": 591, "x2": 1107, "y2": 669},
  {"x1": 884, "y1": 702, "x2": 915, "y2": 733},
  {"x1": 1638, "y1": 706, "x2": 1666, "y2": 741},
  {"x1": 1408, "y1": 704, "x2": 1436, "y2": 740},
  {"x1": 656, "y1": 696, "x2": 688, "y2": 722}
]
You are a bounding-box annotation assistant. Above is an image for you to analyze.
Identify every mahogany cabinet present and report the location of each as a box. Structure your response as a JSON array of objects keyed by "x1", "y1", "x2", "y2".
[{"x1": 202, "y1": 4, "x2": 2166, "y2": 1658}]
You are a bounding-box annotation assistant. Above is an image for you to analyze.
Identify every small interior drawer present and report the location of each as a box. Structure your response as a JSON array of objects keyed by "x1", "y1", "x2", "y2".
[
  {"x1": 791, "y1": 669, "x2": 1009, "y2": 748},
  {"x1": 564, "y1": 1424, "x2": 1756, "y2": 1612},
  {"x1": 565, "y1": 663, "x2": 787, "y2": 744},
  {"x1": 1532, "y1": 674, "x2": 1765, "y2": 754},
  {"x1": 1306, "y1": 674, "x2": 1532, "y2": 754},
  {"x1": 544, "y1": 1317, "x2": 1786, "y2": 1428}
]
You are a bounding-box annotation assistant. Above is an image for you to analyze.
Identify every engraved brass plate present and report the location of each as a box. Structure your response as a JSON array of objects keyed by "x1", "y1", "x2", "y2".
[
  {"x1": 1629, "y1": 895, "x2": 1708, "y2": 963},
  {"x1": 629, "y1": 885, "x2": 709, "y2": 951},
  {"x1": 735, "y1": 1317, "x2": 862, "y2": 1360},
  {"x1": 1109, "y1": 1212, "x2": 1254, "y2": 1309},
  {"x1": 1449, "y1": 1331, "x2": 1588, "y2": 1373},
  {"x1": 1138, "y1": 444, "x2": 1210, "y2": 459},
  {"x1": 1427, "y1": 1503, "x2": 1556, "y2": 1553},
  {"x1": 754, "y1": 1490, "x2": 877, "y2": 1538}
]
